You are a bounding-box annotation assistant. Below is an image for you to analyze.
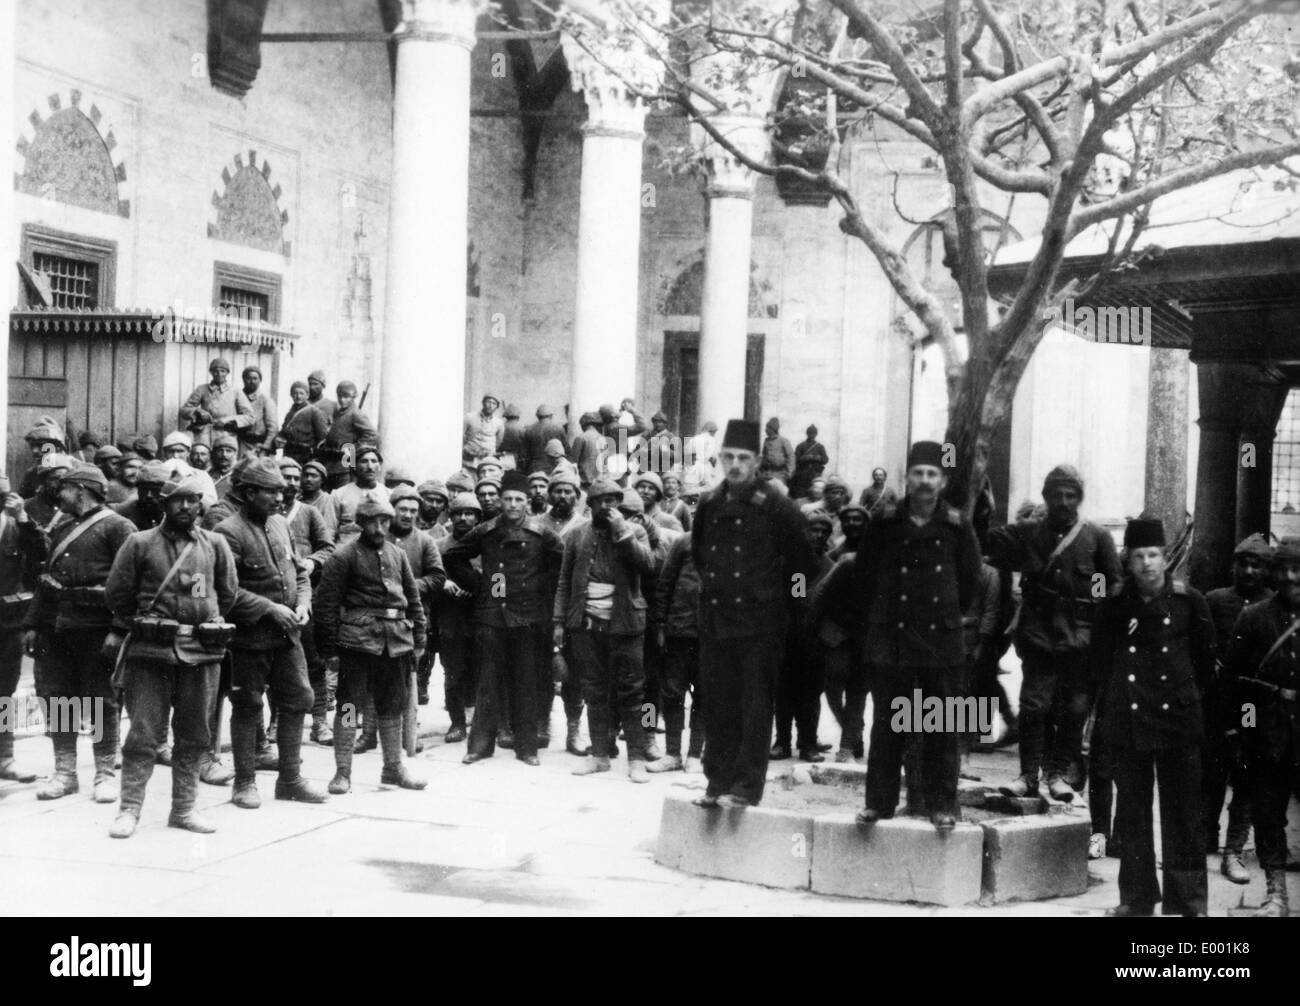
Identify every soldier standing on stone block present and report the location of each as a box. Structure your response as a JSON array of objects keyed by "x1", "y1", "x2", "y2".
[
  {"x1": 315, "y1": 496, "x2": 427, "y2": 792},
  {"x1": 988, "y1": 464, "x2": 1121, "y2": 803},
  {"x1": 1091, "y1": 514, "x2": 1212, "y2": 917},
  {"x1": 691, "y1": 419, "x2": 818, "y2": 809},
  {"x1": 104, "y1": 470, "x2": 238, "y2": 838},
  {"x1": 1222, "y1": 537, "x2": 1300, "y2": 918},
  {"x1": 853, "y1": 441, "x2": 980, "y2": 831}
]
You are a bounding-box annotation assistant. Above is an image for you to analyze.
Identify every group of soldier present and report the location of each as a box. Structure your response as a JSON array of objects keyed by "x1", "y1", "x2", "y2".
[{"x1": 0, "y1": 365, "x2": 1294, "y2": 918}]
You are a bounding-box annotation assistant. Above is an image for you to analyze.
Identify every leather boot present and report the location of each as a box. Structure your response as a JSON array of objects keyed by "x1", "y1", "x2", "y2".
[
  {"x1": 378, "y1": 715, "x2": 425, "y2": 789},
  {"x1": 565, "y1": 717, "x2": 589, "y2": 757},
  {"x1": 199, "y1": 752, "x2": 235, "y2": 786},
  {"x1": 229, "y1": 709, "x2": 261, "y2": 810},
  {"x1": 355, "y1": 690, "x2": 378, "y2": 753},
  {"x1": 0, "y1": 728, "x2": 37, "y2": 782},
  {"x1": 36, "y1": 736, "x2": 79, "y2": 800},
  {"x1": 310, "y1": 713, "x2": 333, "y2": 746},
  {"x1": 1220, "y1": 851, "x2": 1251, "y2": 885},
  {"x1": 1000, "y1": 773, "x2": 1041, "y2": 799},
  {"x1": 92, "y1": 751, "x2": 119, "y2": 804},
  {"x1": 274, "y1": 712, "x2": 327, "y2": 802},
  {"x1": 1255, "y1": 867, "x2": 1289, "y2": 917},
  {"x1": 329, "y1": 705, "x2": 354, "y2": 794},
  {"x1": 168, "y1": 749, "x2": 216, "y2": 833},
  {"x1": 116, "y1": 750, "x2": 154, "y2": 822}
]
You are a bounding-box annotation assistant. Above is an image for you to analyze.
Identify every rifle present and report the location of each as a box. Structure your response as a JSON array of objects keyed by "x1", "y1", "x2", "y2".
[{"x1": 358, "y1": 382, "x2": 372, "y2": 412}]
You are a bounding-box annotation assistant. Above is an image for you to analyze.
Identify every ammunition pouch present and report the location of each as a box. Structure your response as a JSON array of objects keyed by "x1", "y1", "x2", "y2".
[
  {"x1": 196, "y1": 621, "x2": 237, "y2": 648},
  {"x1": 317, "y1": 445, "x2": 346, "y2": 462},
  {"x1": 0, "y1": 591, "x2": 34, "y2": 618},
  {"x1": 60, "y1": 584, "x2": 108, "y2": 606},
  {"x1": 38, "y1": 573, "x2": 64, "y2": 596},
  {"x1": 132, "y1": 616, "x2": 181, "y2": 642}
]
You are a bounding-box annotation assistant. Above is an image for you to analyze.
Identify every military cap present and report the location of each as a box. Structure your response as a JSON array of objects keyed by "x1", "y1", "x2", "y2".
[
  {"x1": 303, "y1": 460, "x2": 327, "y2": 479},
  {"x1": 806, "y1": 424, "x2": 818, "y2": 437},
  {"x1": 528, "y1": 470, "x2": 551, "y2": 486},
  {"x1": 242, "y1": 364, "x2": 262, "y2": 380},
  {"x1": 633, "y1": 472, "x2": 664, "y2": 499},
  {"x1": 722, "y1": 419, "x2": 760, "y2": 453},
  {"x1": 446, "y1": 471, "x2": 475, "y2": 494},
  {"x1": 137, "y1": 460, "x2": 170, "y2": 487},
  {"x1": 449, "y1": 492, "x2": 482, "y2": 514},
  {"x1": 548, "y1": 470, "x2": 581, "y2": 491},
  {"x1": 356, "y1": 496, "x2": 395, "y2": 520},
  {"x1": 118, "y1": 451, "x2": 141, "y2": 465},
  {"x1": 389, "y1": 485, "x2": 420, "y2": 506},
  {"x1": 1234, "y1": 533, "x2": 1272, "y2": 560},
  {"x1": 132, "y1": 434, "x2": 159, "y2": 457},
  {"x1": 232, "y1": 456, "x2": 286, "y2": 490},
  {"x1": 61, "y1": 462, "x2": 108, "y2": 497},
  {"x1": 354, "y1": 443, "x2": 383, "y2": 464},
  {"x1": 805, "y1": 510, "x2": 834, "y2": 530},
  {"x1": 417, "y1": 479, "x2": 448, "y2": 500},
  {"x1": 839, "y1": 502, "x2": 868, "y2": 521},
  {"x1": 500, "y1": 470, "x2": 530, "y2": 496},
  {"x1": 765, "y1": 417, "x2": 781, "y2": 433},
  {"x1": 536, "y1": 404, "x2": 554, "y2": 418},
  {"x1": 475, "y1": 475, "x2": 502, "y2": 492},
  {"x1": 24, "y1": 416, "x2": 66, "y2": 447},
  {"x1": 1043, "y1": 464, "x2": 1084, "y2": 497},
  {"x1": 651, "y1": 412, "x2": 668, "y2": 424},
  {"x1": 475, "y1": 455, "x2": 503, "y2": 471},
  {"x1": 162, "y1": 430, "x2": 192, "y2": 451},
  {"x1": 290, "y1": 379, "x2": 309, "y2": 394},
  {"x1": 209, "y1": 357, "x2": 232, "y2": 373},
  {"x1": 278, "y1": 457, "x2": 303, "y2": 475},
  {"x1": 662, "y1": 467, "x2": 684, "y2": 486},
  {"x1": 384, "y1": 466, "x2": 416, "y2": 488},
  {"x1": 823, "y1": 474, "x2": 851, "y2": 494},
  {"x1": 1124, "y1": 514, "x2": 1165, "y2": 550},
  {"x1": 93, "y1": 444, "x2": 122, "y2": 462},
  {"x1": 211, "y1": 432, "x2": 238, "y2": 451},
  {"x1": 308, "y1": 369, "x2": 327, "y2": 384},
  {"x1": 544, "y1": 439, "x2": 565, "y2": 458},
  {"x1": 39, "y1": 452, "x2": 76, "y2": 476},
  {"x1": 159, "y1": 470, "x2": 209, "y2": 500},
  {"x1": 579, "y1": 412, "x2": 601, "y2": 428},
  {"x1": 504, "y1": 403, "x2": 521, "y2": 420},
  {"x1": 598, "y1": 404, "x2": 618, "y2": 424},
  {"x1": 588, "y1": 477, "x2": 623, "y2": 501},
  {"x1": 337, "y1": 380, "x2": 358, "y2": 397},
  {"x1": 618, "y1": 488, "x2": 644, "y2": 514}
]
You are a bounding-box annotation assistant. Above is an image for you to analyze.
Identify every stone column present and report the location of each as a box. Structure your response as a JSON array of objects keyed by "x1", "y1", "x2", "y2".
[
  {"x1": 560, "y1": 37, "x2": 662, "y2": 437},
  {"x1": 1188, "y1": 363, "x2": 1246, "y2": 591},
  {"x1": 379, "y1": 0, "x2": 485, "y2": 474},
  {"x1": 1143, "y1": 347, "x2": 1189, "y2": 544},
  {"x1": 695, "y1": 114, "x2": 768, "y2": 429},
  {"x1": 1235, "y1": 382, "x2": 1288, "y2": 542}
]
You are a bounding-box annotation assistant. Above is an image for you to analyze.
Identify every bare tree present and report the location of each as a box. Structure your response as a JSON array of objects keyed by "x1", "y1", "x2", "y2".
[{"x1": 535, "y1": 0, "x2": 1300, "y2": 511}]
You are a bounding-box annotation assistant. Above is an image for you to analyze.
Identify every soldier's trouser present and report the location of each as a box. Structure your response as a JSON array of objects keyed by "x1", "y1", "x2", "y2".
[
  {"x1": 208, "y1": 655, "x2": 233, "y2": 758},
  {"x1": 824, "y1": 642, "x2": 867, "y2": 754},
  {"x1": 228, "y1": 643, "x2": 315, "y2": 718},
  {"x1": 416, "y1": 625, "x2": 437, "y2": 696},
  {"x1": 661, "y1": 635, "x2": 703, "y2": 759},
  {"x1": 535, "y1": 630, "x2": 554, "y2": 738},
  {"x1": 33, "y1": 626, "x2": 119, "y2": 760},
  {"x1": 301, "y1": 616, "x2": 330, "y2": 719},
  {"x1": 1201, "y1": 700, "x2": 1253, "y2": 850},
  {"x1": 468, "y1": 625, "x2": 541, "y2": 758},
  {"x1": 864, "y1": 664, "x2": 962, "y2": 817},
  {"x1": 700, "y1": 630, "x2": 783, "y2": 804},
  {"x1": 643, "y1": 629, "x2": 664, "y2": 732},
  {"x1": 0, "y1": 627, "x2": 22, "y2": 761},
  {"x1": 1087, "y1": 712, "x2": 1115, "y2": 840},
  {"x1": 1247, "y1": 743, "x2": 1300, "y2": 871},
  {"x1": 1114, "y1": 744, "x2": 1207, "y2": 915},
  {"x1": 572, "y1": 625, "x2": 646, "y2": 762},
  {"x1": 119, "y1": 659, "x2": 219, "y2": 815},
  {"x1": 440, "y1": 629, "x2": 476, "y2": 728},
  {"x1": 774, "y1": 624, "x2": 823, "y2": 752},
  {"x1": 336, "y1": 650, "x2": 410, "y2": 722},
  {"x1": 559, "y1": 638, "x2": 583, "y2": 722},
  {"x1": 1018, "y1": 649, "x2": 1091, "y2": 780}
]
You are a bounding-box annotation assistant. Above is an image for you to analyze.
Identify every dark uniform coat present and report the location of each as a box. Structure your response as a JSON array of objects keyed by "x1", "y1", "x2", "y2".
[
  {"x1": 214, "y1": 510, "x2": 311, "y2": 651},
  {"x1": 1225, "y1": 597, "x2": 1300, "y2": 766},
  {"x1": 441, "y1": 515, "x2": 563, "y2": 629},
  {"x1": 314, "y1": 537, "x2": 426, "y2": 658}
]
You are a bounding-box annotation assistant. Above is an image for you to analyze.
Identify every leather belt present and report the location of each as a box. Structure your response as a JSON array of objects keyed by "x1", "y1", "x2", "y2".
[
  {"x1": 582, "y1": 616, "x2": 613, "y2": 634},
  {"x1": 350, "y1": 607, "x2": 404, "y2": 620}
]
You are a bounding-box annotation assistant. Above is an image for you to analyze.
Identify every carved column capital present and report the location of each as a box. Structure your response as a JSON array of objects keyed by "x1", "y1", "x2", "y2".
[
  {"x1": 396, "y1": 0, "x2": 487, "y2": 49},
  {"x1": 560, "y1": 31, "x2": 665, "y2": 139}
]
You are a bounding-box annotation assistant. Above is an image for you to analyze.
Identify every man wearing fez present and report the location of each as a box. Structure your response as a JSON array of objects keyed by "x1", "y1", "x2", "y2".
[
  {"x1": 989, "y1": 464, "x2": 1121, "y2": 802},
  {"x1": 691, "y1": 419, "x2": 818, "y2": 808},
  {"x1": 1201, "y1": 533, "x2": 1272, "y2": 885},
  {"x1": 445, "y1": 470, "x2": 564, "y2": 768},
  {"x1": 855, "y1": 441, "x2": 980, "y2": 832},
  {"x1": 104, "y1": 470, "x2": 239, "y2": 837},
  {"x1": 1091, "y1": 514, "x2": 1213, "y2": 917},
  {"x1": 1223, "y1": 537, "x2": 1300, "y2": 917},
  {"x1": 315, "y1": 495, "x2": 428, "y2": 792}
]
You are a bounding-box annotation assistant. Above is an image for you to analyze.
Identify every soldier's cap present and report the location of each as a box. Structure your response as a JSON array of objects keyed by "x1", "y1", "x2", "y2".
[
  {"x1": 551, "y1": 458, "x2": 579, "y2": 479},
  {"x1": 449, "y1": 492, "x2": 482, "y2": 514},
  {"x1": 302, "y1": 460, "x2": 327, "y2": 479},
  {"x1": 1234, "y1": 532, "x2": 1273, "y2": 560},
  {"x1": 501, "y1": 470, "x2": 530, "y2": 497},
  {"x1": 308, "y1": 369, "x2": 327, "y2": 384},
  {"x1": 354, "y1": 443, "x2": 382, "y2": 465},
  {"x1": 766, "y1": 417, "x2": 780, "y2": 433},
  {"x1": 24, "y1": 416, "x2": 66, "y2": 446},
  {"x1": 839, "y1": 503, "x2": 869, "y2": 520},
  {"x1": 384, "y1": 466, "x2": 415, "y2": 488},
  {"x1": 232, "y1": 456, "x2": 286, "y2": 490},
  {"x1": 475, "y1": 475, "x2": 502, "y2": 492},
  {"x1": 389, "y1": 485, "x2": 420, "y2": 507},
  {"x1": 598, "y1": 404, "x2": 617, "y2": 423},
  {"x1": 61, "y1": 462, "x2": 108, "y2": 496},
  {"x1": 482, "y1": 394, "x2": 500, "y2": 407},
  {"x1": 39, "y1": 452, "x2": 77, "y2": 476},
  {"x1": 1272, "y1": 537, "x2": 1300, "y2": 565},
  {"x1": 907, "y1": 440, "x2": 946, "y2": 471},
  {"x1": 211, "y1": 432, "x2": 239, "y2": 451},
  {"x1": 159, "y1": 470, "x2": 208, "y2": 500},
  {"x1": 504, "y1": 403, "x2": 521, "y2": 419},
  {"x1": 1043, "y1": 464, "x2": 1084, "y2": 497},
  {"x1": 209, "y1": 357, "x2": 232, "y2": 373},
  {"x1": 162, "y1": 430, "x2": 192, "y2": 450},
  {"x1": 242, "y1": 365, "x2": 262, "y2": 380},
  {"x1": 722, "y1": 419, "x2": 760, "y2": 454},
  {"x1": 578, "y1": 411, "x2": 600, "y2": 428},
  {"x1": 544, "y1": 439, "x2": 565, "y2": 458},
  {"x1": 79, "y1": 431, "x2": 102, "y2": 449},
  {"x1": 118, "y1": 451, "x2": 142, "y2": 465},
  {"x1": 807, "y1": 424, "x2": 818, "y2": 437},
  {"x1": 446, "y1": 471, "x2": 475, "y2": 494},
  {"x1": 132, "y1": 434, "x2": 159, "y2": 456},
  {"x1": 702, "y1": 421, "x2": 718, "y2": 434},
  {"x1": 137, "y1": 460, "x2": 171, "y2": 487},
  {"x1": 356, "y1": 496, "x2": 395, "y2": 520},
  {"x1": 475, "y1": 455, "x2": 502, "y2": 471},
  {"x1": 651, "y1": 412, "x2": 668, "y2": 424},
  {"x1": 805, "y1": 510, "x2": 833, "y2": 531},
  {"x1": 528, "y1": 470, "x2": 551, "y2": 486},
  {"x1": 548, "y1": 470, "x2": 581, "y2": 492},
  {"x1": 633, "y1": 472, "x2": 664, "y2": 498},
  {"x1": 588, "y1": 477, "x2": 623, "y2": 502},
  {"x1": 824, "y1": 474, "x2": 850, "y2": 494},
  {"x1": 93, "y1": 444, "x2": 122, "y2": 462},
  {"x1": 290, "y1": 379, "x2": 309, "y2": 394},
  {"x1": 618, "y1": 488, "x2": 644, "y2": 514},
  {"x1": 277, "y1": 457, "x2": 303, "y2": 475},
  {"x1": 1123, "y1": 513, "x2": 1165, "y2": 550},
  {"x1": 536, "y1": 404, "x2": 554, "y2": 418},
  {"x1": 337, "y1": 380, "x2": 358, "y2": 397},
  {"x1": 662, "y1": 468, "x2": 683, "y2": 486},
  {"x1": 417, "y1": 479, "x2": 448, "y2": 499}
]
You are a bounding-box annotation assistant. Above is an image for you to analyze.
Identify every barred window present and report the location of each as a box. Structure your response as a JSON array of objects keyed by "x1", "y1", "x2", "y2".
[
  {"x1": 212, "y1": 262, "x2": 280, "y2": 325},
  {"x1": 33, "y1": 252, "x2": 99, "y2": 309},
  {"x1": 217, "y1": 285, "x2": 268, "y2": 323},
  {"x1": 20, "y1": 225, "x2": 115, "y2": 309},
  {"x1": 1272, "y1": 388, "x2": 1300, "y2": 514}
]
